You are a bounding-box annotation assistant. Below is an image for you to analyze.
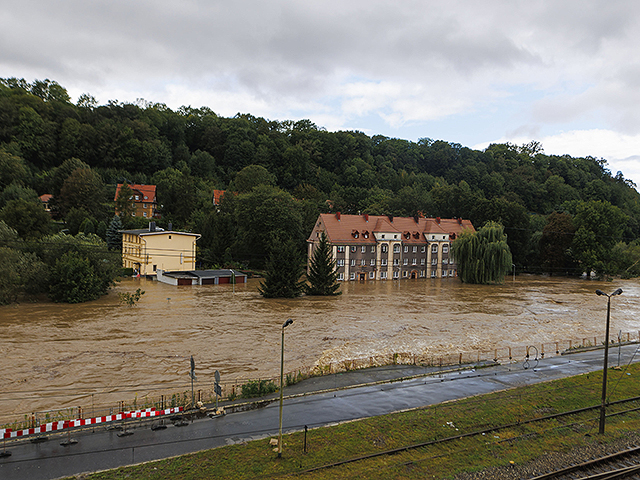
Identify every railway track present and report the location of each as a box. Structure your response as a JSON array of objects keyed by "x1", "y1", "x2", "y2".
[{"x1": 528, "y1": 445, "x2": 640, "y2": 479}]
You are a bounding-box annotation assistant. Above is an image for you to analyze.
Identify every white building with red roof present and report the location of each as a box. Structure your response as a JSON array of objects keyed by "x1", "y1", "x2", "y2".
[{"x1": 307, "y1": 213, "x2": 475, "y2": 281}]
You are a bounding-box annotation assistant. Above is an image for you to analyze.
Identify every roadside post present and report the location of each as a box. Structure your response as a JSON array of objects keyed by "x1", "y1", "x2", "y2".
[
  {"x1": 189, "y1": 355, "x2": 197, "y2": 409},
  {"x1": 278, "y1": 318, "x2": 294, "y2": 458},
  {"x1": 595, "y1": 288, "x2": 623, "y2": 435},
  {"x1": 214, "y1": 370, "x2": 222, "y2": 410}
]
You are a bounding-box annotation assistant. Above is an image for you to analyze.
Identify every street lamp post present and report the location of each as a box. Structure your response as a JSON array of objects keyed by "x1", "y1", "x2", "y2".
[
  {"x1": 595, "y1": 288, "x2": 623, "y2": 435},
  {"x1": 278, "y1": 318, "x2": 294, "y2": 458}
]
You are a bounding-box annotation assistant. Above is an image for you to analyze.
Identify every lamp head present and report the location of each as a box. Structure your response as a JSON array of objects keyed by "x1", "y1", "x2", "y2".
[
  {"x1": 283, "y1": 318, "x2": 294, "y2": 328},
  {"x1": 612, "y1": 288, "x2": 623, "y2": 296},
  {"x1": 596, "y1": 290, "x2": 605, "y2": 296}
]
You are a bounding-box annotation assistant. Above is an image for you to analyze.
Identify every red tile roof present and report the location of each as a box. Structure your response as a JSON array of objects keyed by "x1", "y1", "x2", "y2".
[
  {"x1": 309, "y1": 213, "x2": 474, "y2": 244},
  {"x1": 212, "y1": 190, "x2": 226, "y2": 205},
  {"x1": 114, "y1": 184, "x2": 156, "y2": 202}
]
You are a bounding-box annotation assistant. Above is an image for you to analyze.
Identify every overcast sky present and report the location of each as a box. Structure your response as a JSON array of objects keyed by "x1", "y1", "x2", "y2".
[{"x1": 2, "y1": 1, "x2": 640, "y2": 187}]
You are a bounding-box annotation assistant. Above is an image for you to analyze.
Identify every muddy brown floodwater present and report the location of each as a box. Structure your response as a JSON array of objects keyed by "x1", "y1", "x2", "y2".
[{"x1": 1, "y1": 275, "x2": 639, "y2": 418}]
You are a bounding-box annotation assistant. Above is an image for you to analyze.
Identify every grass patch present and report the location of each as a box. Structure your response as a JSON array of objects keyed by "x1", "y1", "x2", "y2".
[{"x1": 73, "y1": 364, "x2": 640, "y2": 480}]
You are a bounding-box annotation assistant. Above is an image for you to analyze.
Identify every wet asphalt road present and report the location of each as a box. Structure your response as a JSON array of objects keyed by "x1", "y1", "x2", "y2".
[{"x1": 1, "y1": 345, "x2": 638, "y2": 480}]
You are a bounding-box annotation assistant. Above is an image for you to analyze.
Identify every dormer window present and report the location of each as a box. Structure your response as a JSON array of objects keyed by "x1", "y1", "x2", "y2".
[
  {"x1": 352, "y1": 230, "x2": 359, "y2": 238},
  {"x1": 403, "y1": 231, "x2": 410, "y2": 239}
]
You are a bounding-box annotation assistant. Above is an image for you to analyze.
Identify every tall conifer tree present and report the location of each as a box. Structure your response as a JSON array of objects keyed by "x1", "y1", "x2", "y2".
[
  {"x1": 258, "y1": 237, "x2": 305, "y2": 298},
  {"x1": 305, "y1": 232, "x2": 341, "y2": 296}
]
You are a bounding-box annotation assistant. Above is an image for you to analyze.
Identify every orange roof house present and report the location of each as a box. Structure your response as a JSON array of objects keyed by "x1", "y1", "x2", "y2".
[
  {"x1": 114, "y1": 184, "x2": 159, "y2": 219},
  {"x1": 307, "y1": 213, "x2": 475, "y2": 281}
]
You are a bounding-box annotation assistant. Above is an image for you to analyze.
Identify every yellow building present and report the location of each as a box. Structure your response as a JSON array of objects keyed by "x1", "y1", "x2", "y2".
[{"x1": 121, "y1": 223, "x2": 200, "y2": 276}]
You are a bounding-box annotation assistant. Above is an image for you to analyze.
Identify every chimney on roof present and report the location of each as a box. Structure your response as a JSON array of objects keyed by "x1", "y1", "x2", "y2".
[
  {"x1": 436, "y1": 217, "x2": 441, "y2": 224},
  {"x1": 457, "y1": 217, "x2": 462, "y2": 224},
  {"x1": 364, "y1": 213, "x2": 369, "y2": 222},
  {"x1": 413, "y1": 215, "x2": 419, "y2": 223},
  {"x1": 168, "y1": 222, "x2": 172, "y2": 231},
  {"x1": 387, "y1": 215, "x2": 394, "y2": 222},
  {"x1": 336, "y1": 212, "x2": 341, "y2": 221},
  {"x1": 149, "y1": 221, "x2": 156, "y2": 232}
]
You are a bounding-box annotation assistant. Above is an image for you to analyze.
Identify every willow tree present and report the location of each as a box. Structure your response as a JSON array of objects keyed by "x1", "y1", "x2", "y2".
[{"x1": 452, "y1": 221, "x2": 512, "y2": 284}]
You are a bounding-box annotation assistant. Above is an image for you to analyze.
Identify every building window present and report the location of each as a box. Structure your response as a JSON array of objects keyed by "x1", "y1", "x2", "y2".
[
  {"x1": 350, "y1": 259, "x2": 356, "y2": 267},
  {"x1": 393, "y1": 244, "x2": 400, "y2": 253},
  {"x1": 143, "y1": 212, "x2": 147, "y2": 217},
  {"x1": 337, "y1": 259, "x2": 345, "y2": 267},
  {"x1": 338, "y1": 273, "x2": 344, "y2": 281},
  {"x1": 381, "y1": 271, "x2": 387, "y2": 279},
  {"x1": 350, "y1": 246, "x2": 357, "y2": 253},
  {"x1": 443, "y1": 258, "x2": 448, "y2": 264},
  {"x1": 337, "y1": 246, "x2": 345, "y2": 253},
  {"x1": 432, "y1": 258, "x2": 437, "y2": 265},
  {"x1": 381, "y1": 258, "x2": 387, "y2": 266},
  {"x1": 381, "y1": 244, "x2": 388, "y2": 253},
  {"x1": 402, "y1": 271, "x2": 408, "y2": 277},
  {"x1": 180, "y1": 253, "x2": 183, "y2": 264},
  {"x1": 393, "y1": 271, "x2": 399, "y2": 279},
  {"x1": 420, "y1": 270, "x2": 425, "y2": 277},
  {"x1": 443, "y1": 244, "x2": 449, "y2": 254},
  {"x1": 431, "y1": 244, "x2": 438, "y2": 253},
  {"x1": 403, "y1": 246, "x2": 408, "y2": 253},
  {"x1": 442, "y1": 270, "x2": 447, "y2": 277},
  {"x1": 370, "y1": 258, "x2": 376, "y2": 266},
  {"x1": 369, "y1": 271, "x2": 375, "y2": 279},
  {"x1": 371, "y1": 245, "x2": 376, "y2": 253},
  {"x1": 350, "y1": 272, "x2": 356, "y2": 280},
  {"x1": 421, "y1": 258, "x2": 425, "y2": 265},
  {"x1": 143, "y1": 203, "x2": 147, "y2": 208},
  {"x1": 412, "y1": 246, "x2": 417, "y2": 253},
  {"x1": 431, "y1": 270, "x2": 436, "y2": 277},
  {"x1": 393, "y1": 258, "x2": 399, "y2": 266},
  {"x1": 403, "y1": 258, "x2": 408, "y2": 265},
  {"x1": 153, "y1": 265, "x2": 157, "y2": 272},
  {"x1": 361, "y1": 259, "x2": 366, "y2": 266},
  {"x1": 361, "y1": 246, "x2": 366, "y2": 253},
  {"x1": 135, "y1": 195, "x2": 140, "y2": 200},
  {"x1": 421, "y1": 246, "x2": 426, "y2": 253},
  {"x1": 412, "y1": 258, "x2": 417, "y2": 265}
]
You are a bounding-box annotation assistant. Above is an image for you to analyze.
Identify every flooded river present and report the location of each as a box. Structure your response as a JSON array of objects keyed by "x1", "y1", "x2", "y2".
[{"x1": 1, "y1": 275, "x2": 639, "y2": 418}]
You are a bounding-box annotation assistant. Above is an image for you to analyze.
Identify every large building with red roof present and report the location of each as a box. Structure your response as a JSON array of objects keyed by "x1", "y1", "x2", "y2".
[
  {"x1": 307, "y1": 213, "x2": 475, "y2": 281},
  {"x1": 114, "y1": 184, "x2": 159, "y2": 219}
]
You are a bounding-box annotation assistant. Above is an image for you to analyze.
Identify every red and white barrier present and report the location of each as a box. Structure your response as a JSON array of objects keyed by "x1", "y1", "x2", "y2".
[{"x1": 1, "y1": 406, "x2": 183, "y2": 439}]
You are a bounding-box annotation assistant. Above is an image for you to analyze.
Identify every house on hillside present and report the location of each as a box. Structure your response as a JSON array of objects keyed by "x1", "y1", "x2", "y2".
[
  {"x1": 114, "y1": 184, "x2": 159, "y2": 219},
  {"x1": 121, "y1": 222, "x2": 200, "y2": 277},
  {"x1": 307, "y1": 213, "x2": 475, "y2": 281},
  {"x1": 39, "y1": 194, "x2": 53, "y2": 214}
]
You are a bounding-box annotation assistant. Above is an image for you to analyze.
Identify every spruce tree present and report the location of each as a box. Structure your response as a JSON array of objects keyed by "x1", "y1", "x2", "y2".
[
  {"x1": 258, "y1": 238, "x2": 305, "y2": 298},
  {"x1": 305, "y1": 232, "x2": 341, "y2": 296},
  {"x1": 106, "y1": 215, "x2": 124, "y2": 251}
]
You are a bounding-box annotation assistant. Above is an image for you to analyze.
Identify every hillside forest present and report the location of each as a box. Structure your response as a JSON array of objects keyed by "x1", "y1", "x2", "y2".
[{"x1": 1, "y1": 77, "x2": 640, "y2": 302}]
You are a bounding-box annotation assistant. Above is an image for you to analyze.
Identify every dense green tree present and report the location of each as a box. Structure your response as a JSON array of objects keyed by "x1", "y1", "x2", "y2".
[
  {"x1": 305, "y1": 232, "x2": 341, "y2": 296},
  {"x1": 0, "y1": 182, "x2": 39, "y2": 208},
  {"x1": 58, "y1": 167, "x2": 108, "y2": 220},
  {"x1": 114, "y1": 183, "x2": 136, "y2": 218},
  {"x1": 49, "y1": 251, "x2": 105, "y2": 303},
  {"x1": 258, "y1": 237, "x2": 306, "y2": 298},
  {"x1": 0, "y1": 247, "x2": 48, "y2": 304},
  {"x1": 38, "y1": 233, "x2": 120, "y2": 302},
  {"x1": 452, "y1": 221, "x2": 513, "y2": 284},
  {"x1": 234, "y1": 185, "x2": 303, "y2": 268},
  {"x1": 233, "y1": 164, "x2": 276, "y2": 193},
  {"x1": 539, "y1": 212, "x2": 576, "y2": 275},
  {"x1": 571, "y1": 200, "x2": 627, "y2": 276},
  {"x1": 0, "y1": 148, "x2": 30, "y2": 188},
  {"x1": 0, "y1": 198, "x2": 51, "y2": 239}
]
